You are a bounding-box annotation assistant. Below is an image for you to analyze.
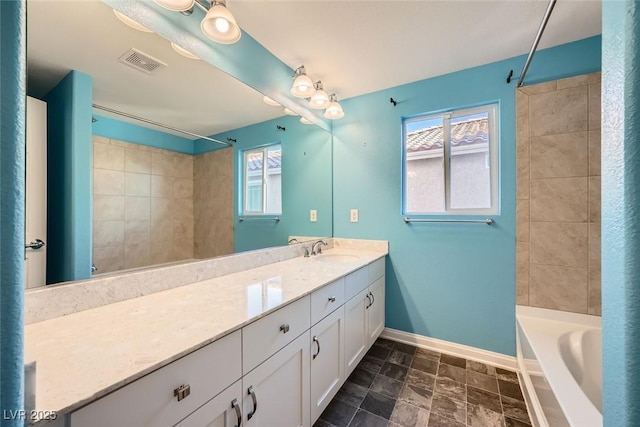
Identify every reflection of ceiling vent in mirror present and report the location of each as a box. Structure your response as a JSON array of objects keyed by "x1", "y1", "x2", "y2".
[{"x1": 118, "y1": 48, "x2": 166, "y2": 74}]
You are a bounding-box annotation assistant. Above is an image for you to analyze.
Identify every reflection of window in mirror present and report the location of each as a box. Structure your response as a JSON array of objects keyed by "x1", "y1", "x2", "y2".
[{"x1": 243, "y1": 144, "x2": 282, "y2": 215}]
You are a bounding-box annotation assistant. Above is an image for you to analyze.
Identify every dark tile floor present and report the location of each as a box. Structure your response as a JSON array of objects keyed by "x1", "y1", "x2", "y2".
[{"x1": 315, "y1": 338, "x2": 532, "y2": 427}]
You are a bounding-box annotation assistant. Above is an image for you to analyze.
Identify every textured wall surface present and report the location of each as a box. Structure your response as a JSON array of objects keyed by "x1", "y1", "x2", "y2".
[
  {"x1": 0, "y1": 0, "x2": 26, "y2": 421},
  {"x1": 516, "y1": 72, "x2": 602, "y2": 315}
]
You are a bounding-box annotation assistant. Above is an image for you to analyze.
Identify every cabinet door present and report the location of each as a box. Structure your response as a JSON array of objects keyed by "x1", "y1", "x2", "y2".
[
  {"x1": 344, "y1": 288, "x2": 369, "y2": 376},
  {"x1": 367, "y1": 276, "x2": 385, "y2": 346},
  {"x1": 310, "y1": 307, "x2": 345, "y2": 424},
  {"x1": 175, "y1": 380, "x2": 242, "y2": 427},
  {"x1": 243, "y1": 332, "x2": 310, "y2": 427}
]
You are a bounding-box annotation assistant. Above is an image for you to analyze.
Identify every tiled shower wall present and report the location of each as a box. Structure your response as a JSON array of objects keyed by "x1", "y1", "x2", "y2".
[
  {"x1": 92, "y1": 136, "x2": 195, "y2": 274},
  {"x1": 516, "y1": 72, "x2": 601, "y2": 315},
  {"x1": 193, "y1": 148, "x2": 234, "y2": 259}
]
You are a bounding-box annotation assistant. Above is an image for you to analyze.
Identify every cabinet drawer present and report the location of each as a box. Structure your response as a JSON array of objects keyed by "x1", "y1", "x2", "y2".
[
  {"x1": 345, "y1": 267, "x2": 369, "y2": 301},
  {"x1": 311, "y1": 278, "x2": 345, "y2": 325},
  {"x1": 243, "y1": 295, "x2": 311, "y2": 374},
  {"x1": 70, "y1": 330, "x2": 241, "y2": 427},
  {"x1": 368, "y1": 257, "x2": 385, "y2": 282}
]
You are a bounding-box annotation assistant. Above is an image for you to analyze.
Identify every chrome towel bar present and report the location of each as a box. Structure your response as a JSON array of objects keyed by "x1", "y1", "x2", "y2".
[
  {"x1": 404, "y1": 217, "x2": 494, "y2": 225},
  {"x1": 238, "y1": 216, "x2": 280, "y2": 222}
]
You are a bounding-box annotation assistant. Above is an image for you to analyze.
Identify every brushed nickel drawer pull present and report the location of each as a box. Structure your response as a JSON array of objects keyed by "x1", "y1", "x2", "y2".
[
  {"x1": 365, "y1": 294, "x2": 372, "y2": 309},
  {"x1": 369, "y1": 291, "x2": 375, "y2": 305},
  {"x1": 313, "y1": 336, "x2": 321, "y2": 360},
  {"x1": 328, "y1": 296, "x2": 336, "y2": 303},
  {"x1": 231, "y1": 398, "x2": 242, "y2": 427},
  {"x1": 247, "y1": 386, "x2": 258, "y2": 420},
  {"x1": 174, "y1": 384, "x2": 191, "y2": 401},
  {"x1": 280, "y1": 324, "x2": 290, "y2": 334}
]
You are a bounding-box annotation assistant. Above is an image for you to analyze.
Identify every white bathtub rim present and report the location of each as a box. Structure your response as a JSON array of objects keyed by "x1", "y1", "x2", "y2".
[{"x1": 516, "y1": 305, "x2": 602, "y2": 427}]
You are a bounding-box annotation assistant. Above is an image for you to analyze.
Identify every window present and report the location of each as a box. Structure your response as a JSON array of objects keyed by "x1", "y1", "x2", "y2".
[
  {"x1": 243, "y1": 144, "x2": 282, "y2": 214},
  {"x1": 403, "y1": 104, "x2": 498, "y2": 214}
]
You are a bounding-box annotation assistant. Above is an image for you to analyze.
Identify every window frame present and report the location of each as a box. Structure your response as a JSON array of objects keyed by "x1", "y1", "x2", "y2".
[
  {"x1": 241, "y1": 143, "x2": 282, "y2": 216},
  {"x1": 402, "y1": 103, "x2": 499, "y2": 216}
]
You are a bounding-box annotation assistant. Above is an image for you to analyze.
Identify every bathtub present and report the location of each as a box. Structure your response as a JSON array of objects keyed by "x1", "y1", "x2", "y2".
[{"x1": 516, "y1": 305, "x2": 602, "y2": 427}]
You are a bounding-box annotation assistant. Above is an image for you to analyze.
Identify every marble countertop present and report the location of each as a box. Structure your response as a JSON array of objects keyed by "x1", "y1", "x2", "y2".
[{"x1": 24, "y1": 247, "x2": 386, "y2": 422}]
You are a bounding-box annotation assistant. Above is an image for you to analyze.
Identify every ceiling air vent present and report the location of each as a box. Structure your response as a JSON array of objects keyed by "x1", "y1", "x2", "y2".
[{"x1": 118, "y1": 48, "x2": 167, "y2": 74}]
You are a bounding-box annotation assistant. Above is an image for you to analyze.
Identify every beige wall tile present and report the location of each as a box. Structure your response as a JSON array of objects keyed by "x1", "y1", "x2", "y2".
[
  {"x1": 519, "y1": 81, "x2": 557, "y2": 95},
  {"x1": 589, "y1": 222, "x2": 601, "y2": 271},
  {"x1": 174, "y1": 219, "x2": 194, "y2": 241},
  {"x1": 151, "y1": 175, "x2": 175, "y2": 198},
  {"x1": 174, "y1": 155, "x2": 194, "y2": 179},
  {"x1": 588, "y1": 269, "x2": 602, "y2": 316},
  {"x1": 530, "y1": 264, "x2": 588, "y2": 313},
  {"x1": 125, "y1": 172, "x2": 150, "y2": 197},
  {"x1": 174, "y1": 179, "x2": 194, "y2": 199},
  {"x1": 125, "y1": 148, "x2": 151, "y2": 174},
  {"x1": 151, "y1": 244, "x2": 174, "y2": 265},
  {"x1": 92, "y1": 135, "x2": 110, "y2": 145},
  {"x1": 530, "y1": 177, "x2": 588, "y2": 222},
  {"x1": 516, "y1": 242, "x2": 529, "y2": 306},
  {"x1": 174, "y1": 238, "x2": 194, "y2": 260},
  {"x1": 151, "y1": 219, "x2": 173, "y2": 242},
  {"x1": 109, "y1": 138, "x2": 130, "y2": 148},
  {"x1": 517, "y1": 200, "x2": 530, "y2": 242},
  {"x1": 151, "y1": 198, "x2": 174, "y2": 221},
  {"x1": 517, "y1": 161, "x2": 530, "y2": 200},
  {"x1": 530, "y1": 222, "x2": 588, "y2": 268},
  {"x1": 589, "y1": 130, "x2": 601, "y2": 176},
  {"x1": 92, "y1": 245, "x2": 124, "y2": 274},
  {"x1": 589, "y1": 84, "x2": 601, "y2": 130},
  {"x1": 93, "y1": 195, "x2": 124, "y2": 221},
  {"x1": 94, "y1": 169, "x2": 124, "y2": 196},
  {"x1": 173, "y1": 198, "x2": 194, "y2": 219},
  {"x1": 516, "y1": 89, "x2": 529, "y2": 118},
  {"x1": 530, "y1": 86, "x2": 588, "y2": 136},
  {"x1": 516, "y1": 114, "x2": 530, "y2": 159},
  {"x1": 93, "y1": 220, "x2": 124, "y2": 247},
  {"x1": 589, "y1": 176, "x2": 601, "y2": 222},
  {"x1": 556, "y1": 72, "x2": 601, "y2": 89},
  {"x1": 530, "y1": 132, "x2": 588, "y2": 178},
  {"x1": 125, "y1": 220, "x2": 151, "y2": 245},
  {"x1": 151, "y1": 152, "x2": 175, "y2": 176},
  {"x1": 124, "y1": 196, "x2": 150, "y2": 221},
  {"x1": 94, "y1": 142, "x2": 124, "y2": 171},
  {"x1": 124, "y1": 243, "x2": 151, "y2": 269}
]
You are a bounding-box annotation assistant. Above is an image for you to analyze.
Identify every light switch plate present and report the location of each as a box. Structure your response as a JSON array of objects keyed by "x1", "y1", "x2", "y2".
[
  {"x1": 310, "y1": 210, "x2": 317, "y2": 222},
  {"x1": 350, "y1": 209, "x2": 359, "y2": 222}
]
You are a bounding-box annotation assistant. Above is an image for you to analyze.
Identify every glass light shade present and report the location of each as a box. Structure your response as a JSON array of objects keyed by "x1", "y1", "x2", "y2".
[
  {"x1": 324, "y1": 101, "x2": 345, "y2": 120},
  {"x1": 309, "y1": 89, "x2": 330, "y2": 109},
  {"x1": 201, "y1": 3, "x2": 241, "y2": 44},
  {"x1": 171, "y1": 42, "x2": 200, "y2": 60},
  {"x1": 300, "y1": 117, "x2": 313, "y2": 125},
  {"x1": 154, "y1": 0, "x2": 195, "y2": 11},
  {"x1": 113, "y1": 10, "x2": 153, "y2": 33},
  {"x1": 263, "y1": 96, "x2": 281, "y2": 107},
  {"x1": 284, "y1": 108, "x2": 298, "y2": 116},
  {"x1": 290, "y1": 73, "x2": 315, "y2": 98}
]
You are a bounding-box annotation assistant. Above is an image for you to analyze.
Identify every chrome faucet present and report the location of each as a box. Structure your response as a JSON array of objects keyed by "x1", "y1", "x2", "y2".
[{"x1": 311, "y1": 240, "x2": 328, "y2": 255}]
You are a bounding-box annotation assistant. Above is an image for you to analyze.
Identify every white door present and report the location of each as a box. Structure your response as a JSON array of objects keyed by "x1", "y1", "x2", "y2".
[
  {"x1": 25, "y1": 96, "x2": 47, "y2": 289},
  {"x1": 243, "y1": 332, "x2": 310, "y2": 427},
  {"x1": 344, "y1": 288, "x2": 369, "y2": 376},
  {"x1": 367, "y1": 277, "x2": 385, "y2": 346},
  {"x1": 310, "y1": 307, "x2": 345, "y2": 424},
  {"x1": 174, "y1": 380, "x2": 243, "y2": 427}
]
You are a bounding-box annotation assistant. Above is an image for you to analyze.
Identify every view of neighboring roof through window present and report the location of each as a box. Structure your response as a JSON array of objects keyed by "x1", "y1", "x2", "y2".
[
  {"x1": 403, "y1": 104, "x2": 498, "y2": 215},
  {"x1": 243, "y1": 144, "x2": 282, "y2": 215}
]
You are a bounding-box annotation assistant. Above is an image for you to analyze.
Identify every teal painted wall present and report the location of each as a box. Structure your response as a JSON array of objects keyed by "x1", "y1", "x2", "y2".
[
  {"x1": 92, "y1": 114, "x2": 195, "y2": 154},
  {"x1": 45, "y1": 71, "x2": 93, "y2": 284},
  {"x1": 332, "y1": 36, "x2": 601, "y2": 356},
  {"x1": 0, "y1": 0, "x2": 26, "y2": 422},
  {"x1": 205, "y1": 115, "x2": 333, "y2": 251},
  {"x1": 602, "y1": 2, "x2": 640, "y2": 425}
]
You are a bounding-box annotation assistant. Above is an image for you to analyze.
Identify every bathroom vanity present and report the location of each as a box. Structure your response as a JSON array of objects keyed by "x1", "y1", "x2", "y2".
[{"x1": 24, "y1": 240, "x2": 387, "y2": 426}]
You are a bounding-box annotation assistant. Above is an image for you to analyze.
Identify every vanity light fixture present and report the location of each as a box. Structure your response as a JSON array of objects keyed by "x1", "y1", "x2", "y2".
[
  {"x1": 300, "y1": 117, "x2": 313, "y2": 125},
  {"x1": 324, "y1": 94, "x2": 345, "y2": 120},
  {"x1": 170, "y1": 42, "x2": 200, "y2": 60},
  {"x1": 284, "y1": 108, "x2": 299, "y2": 116},
  {"x1": 200, "y1": 0, "x2": 241, "y2": 44},
  {"x1": 290, "y1": 66, "x2": 315, "y2": 98},
  {"x1": 153, "y1": 0, "x2": 195, "y2": 12},
  {"x1": 113, "y1": 10, "x2": 154, "y2": 33},
  {"x1": 263, "y1": 96, "x2": 281, "y2": 107},
  {"x1": 309, "y1": 81, "x2": 330, "y2": 110}
]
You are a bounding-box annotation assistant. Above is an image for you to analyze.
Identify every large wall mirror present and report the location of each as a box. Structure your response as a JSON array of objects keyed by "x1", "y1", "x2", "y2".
[{"x1": 25, "y1": 0, "x2": 333, "y2": 288}]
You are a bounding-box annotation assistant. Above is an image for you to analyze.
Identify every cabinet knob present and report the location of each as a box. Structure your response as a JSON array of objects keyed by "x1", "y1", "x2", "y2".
[
  {"x1": 174, "y1": 384, "x2": 191, "y2": 401},
  {"x1": 328, "y1": 296, "x2": 336, "y2": 303},
  {"x1": 280, "y1": 324, "x2": 290, "y2": 334}
]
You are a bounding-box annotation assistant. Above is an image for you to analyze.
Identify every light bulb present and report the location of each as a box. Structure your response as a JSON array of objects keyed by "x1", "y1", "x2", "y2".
[
  {"x1": 200, "y1": 2, "x2": 241, "y2": 44},
  {"x1": 215, "y1": 17, "x2": 230, "y2": 33}
]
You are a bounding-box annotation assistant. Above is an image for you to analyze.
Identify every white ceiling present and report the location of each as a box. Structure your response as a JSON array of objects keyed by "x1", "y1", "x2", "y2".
[{"x1": 27, "y1": 0, "x2": 602, "y2": 138}]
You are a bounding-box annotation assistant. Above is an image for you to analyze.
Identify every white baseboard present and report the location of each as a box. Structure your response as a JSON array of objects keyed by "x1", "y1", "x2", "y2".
[{"x1": 380, "y1": 327, "x2": 518, "y2": 371}]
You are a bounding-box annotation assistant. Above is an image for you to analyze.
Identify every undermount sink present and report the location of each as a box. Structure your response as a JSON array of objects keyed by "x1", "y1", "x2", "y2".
[{"x1": 313, "y1": 253, "x2": 360, "y2": 263}]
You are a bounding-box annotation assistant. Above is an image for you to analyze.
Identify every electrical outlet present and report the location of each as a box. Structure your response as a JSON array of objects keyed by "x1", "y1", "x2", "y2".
[
  {"x1": 350, "y1": 209, "x2": 359, "y2": 222},
  {"x1": 310, "y1": 210, "x2": 317, "y2": 222}
]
